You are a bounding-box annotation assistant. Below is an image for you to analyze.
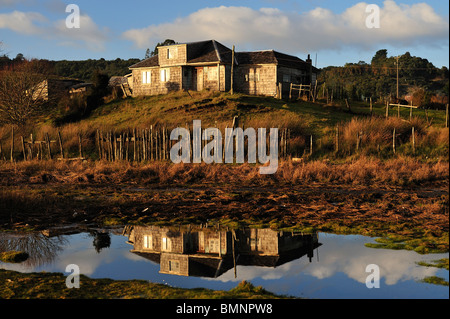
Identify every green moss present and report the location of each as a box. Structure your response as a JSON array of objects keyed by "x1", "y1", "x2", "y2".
[
  {"x1": 0, "y1": 251, "x2": 29, "y2": 263},
  {"x1": 0, "y1": 270, "x2": 290, "y2": 299},
  {"x1": 417, "y1": 258, "x2": 449, "y2": 270},
  {"x1": 420, "y1": 276, "x2": 449, "y2": 286}
]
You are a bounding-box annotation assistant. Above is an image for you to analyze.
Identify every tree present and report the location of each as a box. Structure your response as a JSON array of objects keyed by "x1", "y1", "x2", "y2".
[
  {"x1": 150, "y1": 39, "x2": 177, "y2": 56},
  {"x1": 145, "y1": 48, "x2": 151, "y2": 59},
  {"x1": 371, "y1": 49, "x2": 388, "y2": 66},
  {"x1": 0, "y1": 60, "x2": 54, "y2": 127}
]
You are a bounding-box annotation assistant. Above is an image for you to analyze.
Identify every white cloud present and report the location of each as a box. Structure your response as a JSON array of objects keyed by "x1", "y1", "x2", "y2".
[
  {"x1": 52, "y1": 15, "x2": 109, "y2": 51},
  {"x1": 122, "y1": 1, "x2": 449, "y2": 55},
  {"x1": 0, "y1": 9, "x2": 109, "y2": 51},
  {"x1": 0, "y1": 10, "x2": 46, "y2": 35}
]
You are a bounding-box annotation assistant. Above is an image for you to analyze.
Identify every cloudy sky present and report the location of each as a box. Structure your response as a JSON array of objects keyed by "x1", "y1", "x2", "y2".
[{"x1": 0, "y1": 0, "x2": 448, "y2": 68}]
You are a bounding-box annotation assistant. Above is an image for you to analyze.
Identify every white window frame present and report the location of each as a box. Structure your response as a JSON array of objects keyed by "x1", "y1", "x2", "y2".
[
  {"x1": 160, "y1": 68, "x2": 170, "y2": 82},
  {"x1": 143, "y1": 235, "x2": 152, "y2": 249},
  {"x1": 162, "y1": 237, "x2": 171, "y2": 251},
  {"x1": 167, "y1": 48, "x2": 177, "y2": 59},
  {"x1": 246, "y1": 69, "x2": 260, "y2": 82},
  {"x1": 142, "y1": 71, "x2": 151, "y2": 84}
]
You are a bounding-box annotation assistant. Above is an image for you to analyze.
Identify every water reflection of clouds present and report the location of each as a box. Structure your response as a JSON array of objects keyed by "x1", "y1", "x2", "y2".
[
  {"x1": 1, "y1": 231, "x2": 448, "y2": 299},
  {"x1": 214, "y1": 234, "x2": 448, "y2": 287},
  {"x1": 54, "y1": 234, "x2": 130, "y2": 276}
]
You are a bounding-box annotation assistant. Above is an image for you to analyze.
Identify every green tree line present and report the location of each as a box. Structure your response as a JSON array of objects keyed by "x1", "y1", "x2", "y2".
[
  {"x1": 317, "y1": 49, "x2": 449, "y2": 108},
  {"x1": 0, "y1": 54, "x2": 140, "y2": 82}
]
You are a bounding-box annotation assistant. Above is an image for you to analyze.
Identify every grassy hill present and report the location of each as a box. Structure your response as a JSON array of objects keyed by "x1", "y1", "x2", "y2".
[{"x1": 1, "y1": 90, "x2": 448, "y2": 161}]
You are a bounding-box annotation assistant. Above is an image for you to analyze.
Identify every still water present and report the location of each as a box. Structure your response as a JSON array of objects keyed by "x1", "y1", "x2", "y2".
[{"x1": 1, "y1": 225, "x2": 448, "y2": 299}]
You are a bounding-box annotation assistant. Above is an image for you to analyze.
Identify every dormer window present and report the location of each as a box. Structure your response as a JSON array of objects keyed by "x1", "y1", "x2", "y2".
[{"x1": 167, "y1": 47, "x2": 177, "y2": 59}]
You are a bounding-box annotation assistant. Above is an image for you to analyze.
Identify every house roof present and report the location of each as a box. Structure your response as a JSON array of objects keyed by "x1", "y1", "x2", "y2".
[
  {"x1": 129, "y1": 55, "x2": 159, "y2": 69},
  {"x1": 237, "y1": 50, "x2": 319, "y2": 72},
  {"x1": 186, "y1": 40, "x2": 234, "y2": 64},
  {"x1": 129, "y1": 40, "x2": 318, "y2": 72}
]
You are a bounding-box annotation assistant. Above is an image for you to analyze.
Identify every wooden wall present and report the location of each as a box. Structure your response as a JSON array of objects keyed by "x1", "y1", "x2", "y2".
[
  {"x1": 234, "y1": 64, "x2": 278, "y2": 97},
  {"x1": 158, "y1": 44, "x2": 187, "y2": 67},
  {"x1": 132, "y1": 66, "x2": 182, "y2": 96}
]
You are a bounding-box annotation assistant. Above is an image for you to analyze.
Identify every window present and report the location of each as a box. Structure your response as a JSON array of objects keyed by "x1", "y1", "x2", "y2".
[
  {"x1": 206, "y1": 67, "x2": 217, "y2": 81},
  {"x1": 143, "y1": 235, "x2": 152, "y2": 249},
  {"x1": 283, "y1": 74, "x2": 291, "y2": 83},
  {"x1": 160, "y1": 68, "x2": 170, "y2": 82},
  {"x1": 245, "y1": 69, "x2": 259, "y2": 82},
  {"x1": 209, "y1": 239, "x2": 219, "y2": 253},
  {"x1": 162, "y1": 237, "x2": 171, "y2": 251},
  {"x1": 142, "y1": 71, "x2": 151, "y2": 84},
  {"x1": 167, "y1": 48, "x2": 177, "y2": 59},
  {"x1": 169, "y1": 260, "x2": 180, "y2": 272}
]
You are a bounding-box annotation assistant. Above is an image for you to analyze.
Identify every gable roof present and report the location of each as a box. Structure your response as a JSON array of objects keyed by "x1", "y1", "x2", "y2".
[
  {"x1": 237, "y1": 50, "x2": 319, "y2": 72},
  {"x1": 186, "y1": 40, "x2": 233, "y2": 64},
  {"x1": 129, "y1": 55, "x2": 159, "y2": 69},
  {"x1": 128, "y1": 40, "x2": 318, "y2": 72}
]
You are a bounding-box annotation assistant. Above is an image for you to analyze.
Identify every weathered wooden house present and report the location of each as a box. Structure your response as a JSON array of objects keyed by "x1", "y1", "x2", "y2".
[
  {"x1": 32, "y1": 78, "x2": 85, "y2": 101},
  {"x1": 32, "y1": 77, "x2": 93, "y2": 102},
  {"x1": 124, "y1": 225, "x2": 320, "y2": 278},
  {"x1": 129, "y1": 40, "x2": 318, "y2": 98}
]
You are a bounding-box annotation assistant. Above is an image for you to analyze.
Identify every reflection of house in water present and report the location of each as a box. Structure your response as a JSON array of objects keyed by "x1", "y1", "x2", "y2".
[{"x1": 123, "y1": 225, "x2": 321, "y2": 278}]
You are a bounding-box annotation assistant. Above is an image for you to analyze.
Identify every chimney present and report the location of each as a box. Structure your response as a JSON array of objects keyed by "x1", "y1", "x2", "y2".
[{"x1": 306, "y1": 54, "x2": 313, "y2": 85}]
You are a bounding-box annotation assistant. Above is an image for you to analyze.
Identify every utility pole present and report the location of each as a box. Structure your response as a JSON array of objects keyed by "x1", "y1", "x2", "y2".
[
  {"x1": 230, "y1": 45, "x2": 235, "y2": 95},
  {"x1": 395, "y1": 56, "x2": 400, "y2": 100}
]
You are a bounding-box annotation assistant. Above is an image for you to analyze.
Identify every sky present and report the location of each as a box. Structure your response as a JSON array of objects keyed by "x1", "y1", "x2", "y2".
[{"x1": 0, "y1": 0, "x2": 449, "y2": 68}]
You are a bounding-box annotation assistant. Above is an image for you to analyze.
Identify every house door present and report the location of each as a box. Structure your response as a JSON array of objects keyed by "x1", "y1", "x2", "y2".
[{"x1": 195, "y1": 67, "x2": 203, "y2": 91}]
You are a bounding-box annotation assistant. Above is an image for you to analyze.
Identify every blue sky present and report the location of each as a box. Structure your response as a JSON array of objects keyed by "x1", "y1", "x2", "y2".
[{"x1": 0, "y1": 0, "x2": 448, "y2": 68}]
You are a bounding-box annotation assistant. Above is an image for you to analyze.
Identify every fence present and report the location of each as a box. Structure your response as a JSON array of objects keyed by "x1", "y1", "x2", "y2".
[{"x1": 1, "y1": 126, "x2": 292, "y2": 163}]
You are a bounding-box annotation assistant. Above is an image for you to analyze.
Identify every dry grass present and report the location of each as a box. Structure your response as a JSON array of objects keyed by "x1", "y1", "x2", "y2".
[{"x1": 0, "y1": 157, "x2": 447, "y2": 187}]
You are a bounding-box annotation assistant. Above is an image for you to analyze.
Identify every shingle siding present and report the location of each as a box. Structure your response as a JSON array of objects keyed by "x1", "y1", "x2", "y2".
[{"x1": 129, "y1": 40, "x2": 317, "y2": 97}]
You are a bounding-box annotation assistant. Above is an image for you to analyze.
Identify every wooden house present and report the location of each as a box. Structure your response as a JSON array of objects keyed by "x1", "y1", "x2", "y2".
[
  {"x1": 124, "y1": 225, "x2": 320, "y2": 278},
  {"x1": 128, "y1": 40, "x2": 318, "y2": 98}
]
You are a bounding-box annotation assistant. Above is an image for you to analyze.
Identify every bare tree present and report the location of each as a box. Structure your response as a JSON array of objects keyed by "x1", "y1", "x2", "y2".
[{"x1": 0, "y1": 60, "x2": 53, "y2": 127}]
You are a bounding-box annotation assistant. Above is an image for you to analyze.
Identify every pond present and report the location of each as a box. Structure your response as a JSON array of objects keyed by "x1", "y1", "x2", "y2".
[{"x1": 1, "y1": 225, "x2": 448, "y2": 299}]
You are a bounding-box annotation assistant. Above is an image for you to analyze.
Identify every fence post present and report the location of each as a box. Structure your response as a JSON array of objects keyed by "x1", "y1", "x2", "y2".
[
  {"x1": 310, "y1": 135, "x2": 313, "y2": 156},
  {"x1": 30, "y1": 134, "x2": 34, "y2": 160},
  {"x1": 46, "y1": 133, "x2": 52, "y2": 160},
  {"x1": 58, "y1": 131, "x2": 64, "y2": 159},
  {"x1": 78, "y1": 134, "x2": 83, "y2": 159},
  {"x1": 150, "y1": 125, "x2": 153, "y2": 161},
  {"x1": 386, "y1": 102, "x2": 389, "y2": 118},
  {"x1": 412, "y1": 127, "x2": 415, "y2": 154},
  {"x1": 97, "y1": 130, "x2": 101, "y2": 160},
  {"x1": 143, "y1": 129, "x2": 146, "y2": 161},
  {"x1": 21, "y1": 136, "x2": 26, "y2": 161},
  {"x1": 356, "y1": 131, "x2": 360, "y2": 151},
  {"x1": 335, "y1": 125, "x2": 339, "y2": 153},
  {"x1": 133, "y1": 128, "x2": 136, "y2": 162},
  {"x1": 392, "y1": 128, "x2": 396, "y2": 154},
  {"x1": 446, "y1": 104, "x2": 448, "y2": 128},
  {"x1": 10, "y1": 126, "x2": 14, "y2": 163}
]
